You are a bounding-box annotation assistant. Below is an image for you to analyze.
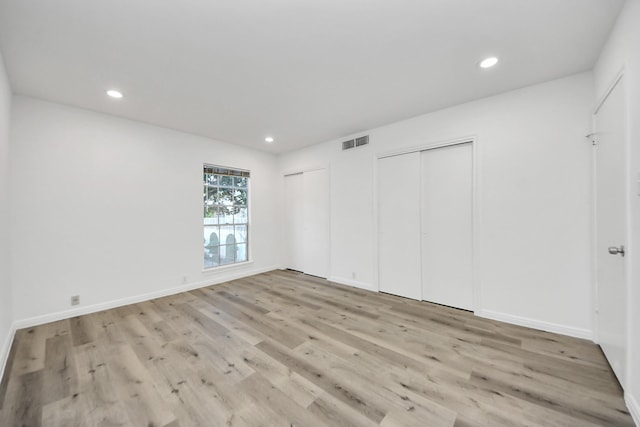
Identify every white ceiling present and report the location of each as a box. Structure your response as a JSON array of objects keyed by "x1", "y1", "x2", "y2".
[{"x1": 0, "y1": 0, "x2": 624, "y2": 153}]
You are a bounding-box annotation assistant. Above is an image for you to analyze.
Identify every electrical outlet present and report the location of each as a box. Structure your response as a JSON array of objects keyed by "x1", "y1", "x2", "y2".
[
  {"x1": 182, "y1": 275, "x2": 188, "y2": 284},
  {"x1": 71, "y1": 295, "x2": 80, "y2": 306},
  {"x1": 351, "y1": 272, "x2": 356, "y2": 280}
]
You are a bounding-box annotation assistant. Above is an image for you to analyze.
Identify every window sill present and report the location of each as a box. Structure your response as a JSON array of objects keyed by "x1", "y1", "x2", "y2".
[{"x1": 202, "y1": 259, "x2": 254, "y2": 274}]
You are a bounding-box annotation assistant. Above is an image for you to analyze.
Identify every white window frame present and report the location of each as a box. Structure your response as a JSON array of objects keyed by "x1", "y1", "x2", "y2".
[{"x1": 203, "y1": 164, "x2": 250, "y2": 269}]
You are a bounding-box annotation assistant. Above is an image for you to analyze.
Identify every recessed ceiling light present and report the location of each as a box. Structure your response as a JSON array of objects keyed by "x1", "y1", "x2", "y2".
[
  {"x1": 106, "y1": 90, "x2": 124, "y2": 99},
  {"x1": 265, "y1": 136, "x2": 274, "y2": 143},
  {"x1": 479, "y1": 57, "x2": 499, "y2": 69}
]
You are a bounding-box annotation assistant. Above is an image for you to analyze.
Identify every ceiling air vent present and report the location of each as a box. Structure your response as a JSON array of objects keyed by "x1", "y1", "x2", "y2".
[
  {"x1": 355, "y1": 135, "x2": 369, "y2": 147},
  {"x1": 342, "y1": 135, "x2": 369, "y2": 151},
  {"x1": 342, "y1": 139, "x2": 355, "y2": 150}
]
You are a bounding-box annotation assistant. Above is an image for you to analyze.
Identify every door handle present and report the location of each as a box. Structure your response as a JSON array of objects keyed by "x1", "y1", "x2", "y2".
[{"x1": 608, "y1": 245, "x2": 625, "y2": 257}]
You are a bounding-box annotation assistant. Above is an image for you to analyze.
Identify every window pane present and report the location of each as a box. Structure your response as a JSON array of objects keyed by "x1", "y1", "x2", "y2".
[
  {"x1": 204, "y1": 206, "x2": 212, "y2": 219},
  {"x1": 234, "y1": 207, "x2": 248, "y2": 224},
  {"x1": 205, "y1": 174, "x2": 219, "y2": 186},
  {"x1": 220, "y1": 175, "x2": 233, "y2": 187},
  {"x1": 234, "y1": 225, "x2": 247, "y2": 243},
  {"x1": 204, "y1": 253, "x2": 215, "y2": 269},
  {"x1": 233, "y1": 189, "x2": 247, "y2": 206},
  {"x1": 236, "y1": 244, "x2": 247, "y2": 262},
  {"x1": 234, "y1": 177, "x2": 247, "y2": 188},
  {"x1": 204, "y1": 226, "x2": 220, "y2": 267},
  {"x1": 204, "y1": 226, "x2": 220, "y2": 246},
  {"x1": 225, "y1": 188, "x2": 236, "y2": 205},
  {"x1": 220, "y1": 225, "x2": 234, "y2": 244},
  {"x1": 206, "y1": 186, "x2": 217, "y2": 205},
  {"x1": 220, "y1": 207, "x2": 234, "y2": 224},
  {"x1": 219, "y1": 244, "x2": 235, "y2": 265}
]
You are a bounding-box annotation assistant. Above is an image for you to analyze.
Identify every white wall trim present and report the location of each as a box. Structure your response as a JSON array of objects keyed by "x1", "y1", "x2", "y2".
[
  {"x1": 328, "y1": 276, "x2": 378, "y2": 292},
  {"x1": 0, "y1": 322, "x2": 17, "y2": 385},
  {"x1": 626, "y1": 392, "x2": 640, "y2": 426},
  {"x1": 477, "y1": 309, "x2": 593, "y2": 340},
  {"x1": 202, "y1": 259, "x2": 254, "y2": 274},
  {"x1": 13, "y1": 265, "x2": 279, "y2": 330}
]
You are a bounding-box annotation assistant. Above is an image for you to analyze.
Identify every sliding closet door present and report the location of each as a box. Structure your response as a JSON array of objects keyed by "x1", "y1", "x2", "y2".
[
  {"x1": 284, "y1": 169, "x2": 330, "y2": 278},
  {"x1": 378, "y1": 152, "x2": 422, "y2": 300},
  {"x1": 284, "y1": 173, "x2": 304, "y2": 272},
  {"x1": 303, "y1": 169, "x2": 329, "y2": 278},
  {"x1": 421, "y1": 143, "x2": 473, "y2": 310}
]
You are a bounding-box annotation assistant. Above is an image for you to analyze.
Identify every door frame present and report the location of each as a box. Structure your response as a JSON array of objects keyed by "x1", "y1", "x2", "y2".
[
  {"x1": 374, "y1": 135, "x2": 481, "y2": 312},
  {"x1": 591, "y1": 68, "x2": 631, "y2": 389},
  {"x1": 282, "y1": 165, "x2": 331, "y2": 276}
]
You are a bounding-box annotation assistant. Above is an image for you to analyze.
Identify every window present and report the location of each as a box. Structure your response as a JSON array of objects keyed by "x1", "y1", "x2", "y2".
[{"x1": 203, "y1": 165, "x2": 249, "y2": 268}]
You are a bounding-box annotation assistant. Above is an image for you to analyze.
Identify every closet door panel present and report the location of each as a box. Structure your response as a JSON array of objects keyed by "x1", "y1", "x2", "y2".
[
  {"x1": 303, "y1": 169, "x2": 330, "y2": 278},
  {"x1": 421, "y1": 143, "x2": 473, "y2": 310},
  {"x1": 284, "y1": 173, "x2": 304, "y2": 272},
  {"x1": 378, "y1": 153, "x2": 422, "y2": 300}
]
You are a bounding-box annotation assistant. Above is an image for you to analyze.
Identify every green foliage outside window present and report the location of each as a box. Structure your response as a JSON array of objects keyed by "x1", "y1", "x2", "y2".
[{"x1": 203, "y1": 174, "x2": 248, "y2": 218}]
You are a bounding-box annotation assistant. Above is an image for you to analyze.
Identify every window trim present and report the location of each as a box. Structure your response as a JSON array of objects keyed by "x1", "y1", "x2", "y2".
[{"x1": 203, "y1": 163, "x2": 250, "y2": 270}]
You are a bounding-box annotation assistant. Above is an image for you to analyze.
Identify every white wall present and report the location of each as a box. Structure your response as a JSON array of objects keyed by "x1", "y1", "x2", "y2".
[
  {"x1": 10, "y1": 96, "x2": 280, "y2": 324},
  {"x1": 595, "y1": 0, "x2": 640, "y2": 422},
  {"x1": 279, "y1": 72, "x2": 594, "y2": 338},
  {"x1": 0, "y1": 50, "x2": 13, "y2": 375}
]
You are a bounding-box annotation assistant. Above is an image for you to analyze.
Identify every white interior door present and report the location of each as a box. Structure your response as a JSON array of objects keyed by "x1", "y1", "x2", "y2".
[
  {"x1": 378, "y1": 152, "x2": 422, "y2": 300},
  {"x1": 595, "y1": 76, "x2": 627, "y2": 387},
  {"x1": 303, "y1": 169, "x2": 330, "y2": 278},
  {"x1": 421, "y1": 143, "x2": 473, "y2": 310},
  {"x1": 284, "y1": 173, "x2": 304, "y2": 272}
]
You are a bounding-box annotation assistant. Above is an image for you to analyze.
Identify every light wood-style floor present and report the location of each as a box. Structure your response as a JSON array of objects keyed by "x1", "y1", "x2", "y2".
[{"x1": 0, "y1": 270, "x2": 634, "y2": 426}]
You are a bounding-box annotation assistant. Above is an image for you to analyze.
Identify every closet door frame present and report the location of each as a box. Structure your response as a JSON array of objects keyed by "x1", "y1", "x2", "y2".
[
  {"x1": 374, "y1": 136, "x2": 480, "y2": 312},
  {"x1": 283, "y1": 165, "x2": 331, "y2": 277}
]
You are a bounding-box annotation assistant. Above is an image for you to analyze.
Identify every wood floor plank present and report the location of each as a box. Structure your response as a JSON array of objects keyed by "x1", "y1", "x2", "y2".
[
  {"x1": 237, "y1": 345, "x2": 324, "y2": 408},
  {"x1": 1, "y1": 370, "x2": 43, "y2": 427},
  {"x1": 69, "y1": 315, "x2": 95, "y2": 347},
  {"x1": 470, "y1": 369, "x2": 634, "y2": 426},
  {"x1": 0, "y1": 329, "x2": 18, "y2": 410},
  {"x1": 256, "y1": 337, "x2": 388, "y2": 423},
  {"x1": 10, "y1": 327, "x2": 47, "y2": 376},
  {"x1": 194, "y1": 298, "x2": 267, "y2": 345},
  {"x1": 146, "y1": 354, "x2": 228, "y2": 426},
  {"x1": 41, "y1": 394, "x2": 91, "y2": 427},
  {"x1": 0, "y1": 270, "x2": 633, "y2": 426},
  {"x1": 74, "y1": 342, "x2": 134, "y2": 426},
  {"x1": 103, "y1": 344, "x2": 177, "y2": 427},
  {"x1": 238, "y1": 372, "x2": 327, "y2": 427},
  {"x1": 42, "y1": 333, "x2": 78, "y2": 406},
  {"x1": 196, "y1": 287, "x2": 309, "y2": 349},
  {"x1": 307, "y1": 392, "x2": 380, "y2": 427}
]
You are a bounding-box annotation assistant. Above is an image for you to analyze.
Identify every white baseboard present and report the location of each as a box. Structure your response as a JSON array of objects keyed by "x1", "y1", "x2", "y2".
[
  {"x1": 627, "y1": 392, "x2": 640, "y2": 426},
  {"x1": 13, "y1": 264, "x2": 279, "y2": 330},
  {"x1": 328, "y1": 276, "x2": 378, "y2": 292},
  {"x1": 0, "y1": 321, "x2": 17, "y2": 385},
  {"x1": 477, "y1": 309, "x2": 593, "y2": 340}
]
